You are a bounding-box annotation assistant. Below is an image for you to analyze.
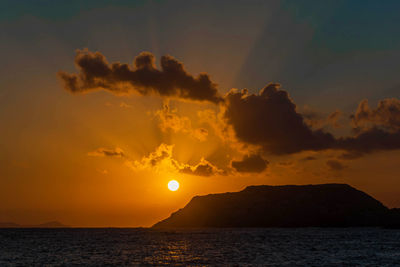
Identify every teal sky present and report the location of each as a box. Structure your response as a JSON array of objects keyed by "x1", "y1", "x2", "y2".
[{"x1": 2, "y1": 0, "x2": 399, "y2": 109}]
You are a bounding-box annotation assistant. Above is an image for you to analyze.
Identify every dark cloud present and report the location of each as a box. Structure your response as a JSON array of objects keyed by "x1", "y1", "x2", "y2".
[
  {"x1": 223, "y1": 83, "x2": 336, "y2": 155},
  {"x1": 332, "y1": 99, "x2": 400, "y2": 154},
  {"x1": 231, "y1": 154, "x2": 268, "y2": 173},
  {"x1": 223, "y1": 83, "x2": 400, "y2": 156},
  {"x1": 59, "y1": 49, "x2": 223, "y2": 103},
  {"x1": 326, "y1": 160, "x2": 347, "y2": 171},
  {"x1": 88, "y1": 147, "x2": 124, "y2": 157},
  {"x1": 336, "y1": 99, "x2": 400, "y2": 154},
  {"x1": 351, "y1": 98, "x2": 400, "y2": 132},
  {"x1": 337, "y1": 127, "x2": 400, "y2": 153}
]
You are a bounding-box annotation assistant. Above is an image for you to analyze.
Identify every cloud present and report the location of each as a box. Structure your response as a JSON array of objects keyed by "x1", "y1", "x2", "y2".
[
  {"x1": 155, "y1": 103, "x2": 191, "y2": 133},
  {"x1": 197, "y1": 108, "x2": 235, "y2": 143},
  {"x1": 330, "y1": 98, "x2": 400, "y2": 154},
  {"x1": 351, "y1": 98, "x2": 400, "y2": 132},
  {"x1": 192, "y1": 128, "x2": 208, "y2": 142},
  {"x1": 326, "y1": 160, "x2": 347, "y2": 171},
  {"x1": 181, "y1": 158, "x2": 223, "y2": 176},
  {"x1": 154, "y1": 103, "x2": 208, "y2": 141},
  {"x1": 63, "y1": 50, "x2": 400, "y2": 160},
  {"x1": 88, "y1": 147, "x2": 125, "y2": 157},
  {"x1": 127, "y1": 143, "x2": 223, "y2": 176},
  {"x1": 328, "y1": 111, "x2": 342, "y2": 128},
  {"x1": 223, "y1": 83, "x2": 400, "y2": 157},
  {"x1": 338, "y1": 151, "x2": 364, "y2": 160},
  {"x1": 223, "y1": 83, "x2": 335, "y2": 155},
  {"x1": 278, "y1": 161, "x2": 294, "y2": 167},
  {"x1": 301, "y1": 156, "x2": 317, "y2": 161},
  {"x1": 231, "y1": 154, "x2": 268, "y2": 173},
  {"x1": 303, "y1": 108, "x2": 342, "y2": 129},
  {"x1": 336, "y1": 127, "x2": 400, "y2": 154},
  {"x1": 119, "y1": 102, "x2": 132, "y2": 108},
  {"x1": 127, "y1": 143, "x2": 174, "y2": 172},
  {"x1": 59, "y1": 49, "x2": 223, "y2": 103}
]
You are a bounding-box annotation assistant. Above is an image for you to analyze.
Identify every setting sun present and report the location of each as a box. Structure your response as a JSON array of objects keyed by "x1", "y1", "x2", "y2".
[
  {"x1": 168, "y1": 180, "x2": 180, "y2": 191},
  {"x1": 2, "y1": 1, "x2": 400, "y2": 265}
]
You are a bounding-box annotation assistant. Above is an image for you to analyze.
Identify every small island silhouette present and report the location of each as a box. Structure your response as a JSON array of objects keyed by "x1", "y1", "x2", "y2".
[
  {"x1": 154, "y1": 184, "x2": 400, "y2": 228},
  {"x1": 0, "y1": 221, "x2": 68, "y2": 228}
]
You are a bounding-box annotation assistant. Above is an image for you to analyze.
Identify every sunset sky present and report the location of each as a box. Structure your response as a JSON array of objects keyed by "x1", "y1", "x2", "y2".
[{"x1": 1, "y1": 0, "x2": 400, "y2": 227}]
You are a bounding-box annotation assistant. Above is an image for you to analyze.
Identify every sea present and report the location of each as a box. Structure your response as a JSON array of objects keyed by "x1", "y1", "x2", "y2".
[{"x1": 1, "y1": 228, "x2": 400, "y2": 266}]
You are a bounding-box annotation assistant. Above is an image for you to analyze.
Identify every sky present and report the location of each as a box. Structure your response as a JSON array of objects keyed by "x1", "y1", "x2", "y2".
[{"x1": 0, "y1": 0, "x2": 400, "y2": 227}]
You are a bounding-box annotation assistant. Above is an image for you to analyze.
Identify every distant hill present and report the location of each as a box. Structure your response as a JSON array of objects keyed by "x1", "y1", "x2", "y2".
[
  {"x1": 153, "y1": 184, "x2": 400, "y2": 228},
  {"x1": 0, "y1": 222, "x2": 20, "y2": 228},
  {"x1": 0, "y1": 221, "x2": 68, "y2": 228}
]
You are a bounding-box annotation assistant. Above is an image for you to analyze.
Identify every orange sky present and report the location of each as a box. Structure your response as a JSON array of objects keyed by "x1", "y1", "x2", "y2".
[{"x1": 1, "y1": 77, "x2": 399, "y2": 227}]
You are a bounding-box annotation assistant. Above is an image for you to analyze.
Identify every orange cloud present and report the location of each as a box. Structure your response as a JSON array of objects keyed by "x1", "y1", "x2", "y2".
[
  {"x1": 126, "y1": 143, "x2": 223, "y2": 176},
  {"x1": 154, "y1": 102, "x2": 208, "y2": 141}
]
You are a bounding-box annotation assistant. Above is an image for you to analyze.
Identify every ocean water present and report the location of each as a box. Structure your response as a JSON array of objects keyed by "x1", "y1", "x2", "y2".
[{"x1": 1, "y1": 228, "x2": 400, "y2": 266}]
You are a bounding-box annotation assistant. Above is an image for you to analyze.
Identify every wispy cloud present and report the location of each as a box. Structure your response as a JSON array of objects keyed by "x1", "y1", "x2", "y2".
[
  {"x1": 88, "y1": 147, "x2": 125, "y2": 158},
  {"x1": 125, "y1": 143, "x2": 223, "y2": 176}
]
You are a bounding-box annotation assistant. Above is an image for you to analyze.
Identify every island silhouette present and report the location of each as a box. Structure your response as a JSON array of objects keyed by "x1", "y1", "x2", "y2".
[
  {"x1": 0, "y1": 221, "x2": 67, "y2": 228},
  {"x1": 154, "y1": 184, "x2": 400, "y2": 228}
]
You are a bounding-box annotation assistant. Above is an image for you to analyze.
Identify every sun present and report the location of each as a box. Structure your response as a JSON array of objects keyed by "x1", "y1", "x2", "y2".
[{"x1": 168, "y1": 180, "x2": 179, "y2": 191}]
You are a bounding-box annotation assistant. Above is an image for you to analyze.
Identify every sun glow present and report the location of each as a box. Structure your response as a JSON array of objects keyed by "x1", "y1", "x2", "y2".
[{"x1": 168, "y1": 180, "x2": 179, "y2": 191}]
